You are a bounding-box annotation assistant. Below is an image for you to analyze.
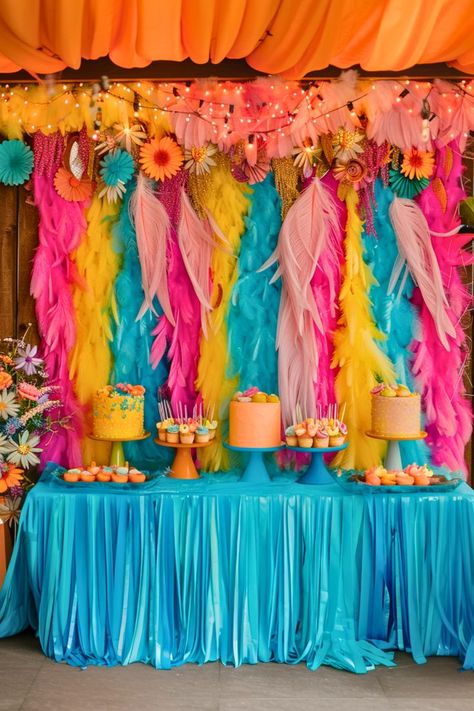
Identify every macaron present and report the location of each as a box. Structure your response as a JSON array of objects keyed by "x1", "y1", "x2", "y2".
[
  {"x1": 111, "y1": 472, "x2": 128, "y2": 484},
  {"x1": 80, "y1": 472, "x2": 96, "y2": 483},
  {"x1": 96, "y1": 471, "x2": 111, "y2": 482},
  {"x1": 63, "y1": 471, "x2": 80, "y2": 482}
]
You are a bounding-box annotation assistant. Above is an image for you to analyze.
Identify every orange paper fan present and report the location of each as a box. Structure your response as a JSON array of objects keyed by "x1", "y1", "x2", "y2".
[
  {"x1": 139, "y1": 137, "x2": 183, "y2": 181},
  {"x1": 54, "y1": 167, "x2": 92, "y2": 202}
]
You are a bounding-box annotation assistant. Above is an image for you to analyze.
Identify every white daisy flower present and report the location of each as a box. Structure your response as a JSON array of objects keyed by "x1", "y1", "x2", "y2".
[
  {"x1": 0, "y1": 435, "x2": 9, "y2": 455},
  {"x1": 6, "y1": 431, "x2": 42, "y2": 469},
  {"x1": 0, "y1": 391, "x2": 20, "y2": 421}
]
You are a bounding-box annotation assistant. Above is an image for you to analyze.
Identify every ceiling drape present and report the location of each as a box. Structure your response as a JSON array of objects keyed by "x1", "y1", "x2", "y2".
[{"x1": 1, "y1": 0, "x2": 474, "y2": 76}]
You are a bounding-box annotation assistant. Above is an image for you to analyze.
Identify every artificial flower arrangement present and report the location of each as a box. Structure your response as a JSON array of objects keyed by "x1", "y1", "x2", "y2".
[{"x1": 0, "y1": 329, "x2": 64, "y2": 529}]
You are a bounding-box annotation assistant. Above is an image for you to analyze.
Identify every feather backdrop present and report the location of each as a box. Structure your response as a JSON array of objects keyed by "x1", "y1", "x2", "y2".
[
  {"x1": 69, "y1": 196, "x2": 121, "y2": 464},
  {"x1": 30, "y1": 132, "x2": 88, "y2": 468},
  {"x1": 129, "y1": 172, "x2": 173, "y2": 323},
  {"x1": 412, "y1": 143, "x2": 473, "y2": 474},
  {"x1": 111, "y1": 184, "x2": 172, "y2": 471},
  {"x1": 196, "y1": 161, "x2": 251, "y2": 471},
  {"x1": 262, "y1": 177, "x2": 339, "y2": 427},
  {"x1": 332, "y1": 187, "x2": 396, "y2": 470},
  {"x1": 154, "y1": 171, "x2": 202, "y2": 413},
  {"x1": 388, "y1": 196, "x2": 455, "y2": 350},
  {"x1": 227, "y1": 174, "x2": 282, "y2": 395},
  {"x1": 362, "y1": 180, "x2": 431, "y2": 466}
]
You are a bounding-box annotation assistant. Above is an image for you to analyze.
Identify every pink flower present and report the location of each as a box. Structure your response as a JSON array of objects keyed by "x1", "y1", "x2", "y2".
[{"x1": 17, "y1": 383, "x2": 40, "y2": 401}]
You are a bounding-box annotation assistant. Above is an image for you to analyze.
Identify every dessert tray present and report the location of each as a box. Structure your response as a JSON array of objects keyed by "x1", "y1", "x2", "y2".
[{"x1": 334, "y1": 470, "x2": 463, "y2": 494}]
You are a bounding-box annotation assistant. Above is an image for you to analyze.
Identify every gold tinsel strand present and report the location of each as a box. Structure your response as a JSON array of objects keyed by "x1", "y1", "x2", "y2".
[{"x1": 271, "y1": 157, "x2": 300, "y2": 220}]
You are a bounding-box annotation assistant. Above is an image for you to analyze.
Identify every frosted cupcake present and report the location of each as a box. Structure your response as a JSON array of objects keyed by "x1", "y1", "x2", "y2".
[
  {"x1": 314, "y1": 427, "x2": 329, "y2": 448},
  {"x1": 285, "y1": 425, "x2": 297, "y2": 447},
  {"x1": 296, "y1": 423, "x2": 312, "y2": 448},
  {"x1": 329, "y1": 421, "x2": 347, "y2": 447},
  {"x1": 157, "y1": 421, "x2": 167, "y2": 442},
  {"x1": 208, "y1": 419, "x2": 218, "y2": 440},
  {"x1": 195, "y1": 426, "x2": 210, "y2": 443},
  {"x1": 166, "y1": 424, "x2": 180, "y2": 443},
  {"x1": 179, "y1": 423, "x2": 194, "y2": 444}
]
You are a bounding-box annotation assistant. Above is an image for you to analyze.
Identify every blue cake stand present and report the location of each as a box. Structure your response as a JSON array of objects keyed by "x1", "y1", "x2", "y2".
[
  {"x1": 286, "y1": 442, "x2": 348, "y2": 485},
  {"x1": 224, "y1": 443, "x2": 283, "y2": 483}
]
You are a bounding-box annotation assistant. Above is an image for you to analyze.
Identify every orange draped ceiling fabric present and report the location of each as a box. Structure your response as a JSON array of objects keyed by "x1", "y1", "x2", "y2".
[{"x1": 1, "y1": 0, "x2": 474, "y2": 77}]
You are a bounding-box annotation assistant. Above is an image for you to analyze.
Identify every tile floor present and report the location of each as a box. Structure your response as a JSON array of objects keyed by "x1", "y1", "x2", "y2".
[{"x1": 0, "y1": 630, "x2": 472, "y2": 710}]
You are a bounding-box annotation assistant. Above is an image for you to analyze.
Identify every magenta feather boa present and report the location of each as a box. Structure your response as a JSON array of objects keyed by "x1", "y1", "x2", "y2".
[
  {"x1": 30, "y1": 132, "x2": 88, "y2": 467},
  {"x1": 151, "y1": 172, "x2": 201, "y2": 414},
  {"x1": 413, "y1": 143, "x2": 473, "y2": 474}
]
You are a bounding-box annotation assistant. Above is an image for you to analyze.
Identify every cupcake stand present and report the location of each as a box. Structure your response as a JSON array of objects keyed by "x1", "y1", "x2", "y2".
[
  {"x1": 224, "y1": 443, "x2": 283, "y2": 483},
  {"x1": 155, "y1": 439, "x2": 211, "y2": 479},
  {"x1": 88, "y1": 432, "x2": 150, "y2": 466},
  {"x1": 366, "y1": 431, "x2": 427, "y2": 469},
  {"x1": 286, "y1": 442, "x2": 348, "y2": 484}
]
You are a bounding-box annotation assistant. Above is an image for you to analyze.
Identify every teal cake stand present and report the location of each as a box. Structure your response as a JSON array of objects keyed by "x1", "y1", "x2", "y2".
[
  {"x1": 286, "y1": 442, "x2": 348, "y2": 485},
  {"x1": 224, "y1": 443, "x2": 283, "y2": 483}
]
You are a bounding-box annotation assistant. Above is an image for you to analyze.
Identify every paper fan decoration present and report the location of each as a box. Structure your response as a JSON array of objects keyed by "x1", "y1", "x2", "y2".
[
  {"x1": 98, "y1": 149, "x2": 135, "y2": 202},
  {"x1": 139, "y1": 137, "x2": 183, "y2": 181},
  {"x1": 389, "y1": 168, "x2": 429, "y2": 199},
  {"x1": 0, "y1": 140, "x2": 34, "y2": 186},
  {"x1": 54, "y1": 167, "x2": 92, "y2": 202}
]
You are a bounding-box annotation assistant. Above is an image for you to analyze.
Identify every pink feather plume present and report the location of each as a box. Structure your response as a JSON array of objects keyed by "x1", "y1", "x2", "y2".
[
  {"x1": 389, "y1": 196, "x2": 455, "y2": 350},
  {"x1": 129, "y1": 172, "x2": 174, "y2": 324},
  {"x1": 151, "y1": 173, "x2": 202, "y2": 413},
  {"x1": 30, "y1": 132, "x2": 87, "y2": 468},
  {"x1": 411, "y1": 143, "x2": 473, "y2": 475},
  {"x1": 261, "y1": 176, "x2": 339, "y2": 427}
]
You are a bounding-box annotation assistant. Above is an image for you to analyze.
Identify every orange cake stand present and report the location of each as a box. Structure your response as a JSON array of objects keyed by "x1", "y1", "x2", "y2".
[{"x1": 154, "y1": 439, "x2": 212, "y2": 480}]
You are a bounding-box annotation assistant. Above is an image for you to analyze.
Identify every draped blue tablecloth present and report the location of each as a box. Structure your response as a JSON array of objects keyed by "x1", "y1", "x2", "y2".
[{"x1": 0, "y1": 462, "x2": 473, "y2": 673}]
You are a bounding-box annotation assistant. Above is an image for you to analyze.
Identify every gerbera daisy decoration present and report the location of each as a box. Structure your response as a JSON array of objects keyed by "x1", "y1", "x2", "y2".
[
  {"x1": 184, "y1": 144, "x2": 217, "y2": 175},
  {"x1": 400, "y1": 148, "x2": 435, "y2": 181},
  {"x1": 140, "y1": 136, "x2": 183, "y2": 181},
  {"x1": 6, "y1": 431, "x2": 41, "y2": 469},
  {"x1": 0, "y1": 461, "x2": 23, "y2": 495},
  {"x1": 0, "y1": 391, "x2": 20, "y2": 421},
  {"x1": 54, "y1": 168, "x2": 92, "y2": 202},
  {"x1": 292, "y1": 140, "x2": 322, "y2": 178},
  {"x1": 99, "y1": 149, "x2": 135, "y2": 203},
  {"x1": 332, "y1": 129, "x2": 365, "y2": 162},
  {"x1": 0, "y1": 140, "x2": 34, "y2": 186}
]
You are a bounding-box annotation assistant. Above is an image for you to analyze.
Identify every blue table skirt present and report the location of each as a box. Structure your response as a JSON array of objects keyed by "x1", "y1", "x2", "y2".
[{"x1": 0, "y1": 463, "x2": 473, "y2": 673}]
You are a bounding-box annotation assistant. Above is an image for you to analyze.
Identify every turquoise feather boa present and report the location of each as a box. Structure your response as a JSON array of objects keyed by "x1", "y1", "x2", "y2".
[
  {"x1": 111, "y1": 183, "x2": 171, "y2": 470},
  {"x1": 363, "y1": 180, "x2": 430, "y2": 465},
  {"x1": 227, "y1": 174, "x2": 282, "y2": 395}
]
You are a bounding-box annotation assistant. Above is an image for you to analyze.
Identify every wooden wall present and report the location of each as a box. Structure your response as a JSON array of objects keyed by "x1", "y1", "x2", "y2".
[{"x1": 0, "y1": 182, "x2": 472, "y2": 477}]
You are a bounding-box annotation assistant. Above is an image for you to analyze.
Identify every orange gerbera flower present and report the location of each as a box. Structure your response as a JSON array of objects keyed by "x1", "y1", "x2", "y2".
[
  {"x1": 401, "y1": 148, "x2": 435, "y2": 181},
  {"x1": 0, "y1": 463, "x2": 23, "y2": 493},
  {"x1": 139, "y1": 137, "x2": 183, "y2": 181},
  {"x1": 0, "y1": 355, "x2": 13, "y2": 366},
  {"x1": 54, "y1": 168, "x2": 92, "y2": 202},
  {"x1": 0, "y1": 372, "x2": 12, "y2": 390}
]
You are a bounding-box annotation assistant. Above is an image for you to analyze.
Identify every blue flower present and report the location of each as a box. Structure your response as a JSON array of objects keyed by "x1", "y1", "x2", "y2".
[
  {"x1": 0, "y1": 140, "x2": 34, "y2": 186},
  {"x1": 100, "y1": 149, "x2": 135, "y2": 187},
  {"x1": 3, "y1": 417, "x2": 21, "y2": 436}
]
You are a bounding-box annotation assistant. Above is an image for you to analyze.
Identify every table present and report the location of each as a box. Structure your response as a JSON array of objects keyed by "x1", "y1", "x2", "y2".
[{"x1": 0, "y1": 463, "x2": 473, "y2": 672}]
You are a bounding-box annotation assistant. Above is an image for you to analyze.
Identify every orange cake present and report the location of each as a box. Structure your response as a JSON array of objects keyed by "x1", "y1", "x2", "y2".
[
  {"x1": 92, "y1": 384, "x2": 145, "y2": 439},
  {"x1": 229, "y1": 388, "x2": 281, "y2": 448},
  {"x1": 370, "y1": 383, "x2": 421, "y2": 438}
]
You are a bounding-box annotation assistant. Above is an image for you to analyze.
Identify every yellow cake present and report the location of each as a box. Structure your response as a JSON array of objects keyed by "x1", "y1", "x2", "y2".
[
  {"x1": 229, "y1": 388, "x2": 281, "y2": 448},
  {"x1": 370, "y1": 384, "x2": 421, "y2": 437},
  {"x1": 92, "y1": 385, "x2": 145, "y2": 439}
]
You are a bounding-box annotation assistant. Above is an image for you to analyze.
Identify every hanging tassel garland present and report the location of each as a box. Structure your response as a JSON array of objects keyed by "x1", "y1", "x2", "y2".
[
  {"x1": 332, "y1": 187, "x2": 395, "y2": 470},
  {"x1": 30, "y1": 132, "x2": 88, "y2": 468},
  {"x1": 196, "y1": 161, "x2": 251, "y2": 471},
  {"x1": 69, "y1": 195, "x2": 121, "y2": 463}
]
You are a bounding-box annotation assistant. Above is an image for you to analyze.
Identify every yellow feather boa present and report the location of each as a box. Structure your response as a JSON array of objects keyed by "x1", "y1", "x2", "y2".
[
  {"x1": 196, "y1": 164, "x2": 251, "y2": 471},
  {"x1": 332, "y1": 188, "x2": 395, "y2": 470},
  {"x1": 69, "y1": 196, "x2": 121, "y2": 463}
]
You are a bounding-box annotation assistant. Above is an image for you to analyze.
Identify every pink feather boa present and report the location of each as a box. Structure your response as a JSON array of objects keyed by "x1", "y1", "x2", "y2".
[
  {"x1": 412, "y1": 143, "x2": 473, "y2": 474},
  {"x1": 151, "y1": 172, "x2": 202, "y2": 414},
  {"x1": 30, "y1": 132, "x2": 88, "y2": 467}
]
